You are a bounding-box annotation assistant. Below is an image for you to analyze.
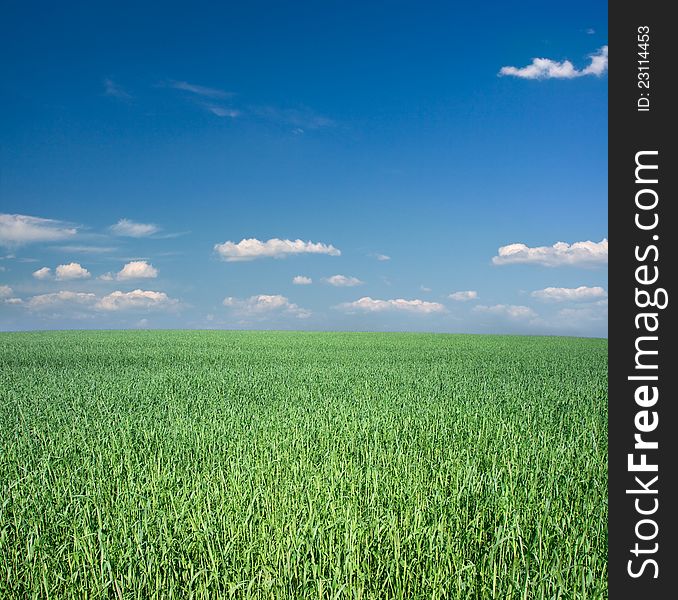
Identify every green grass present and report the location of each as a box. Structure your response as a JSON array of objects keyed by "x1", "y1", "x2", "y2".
[{"x1": 0, "y1": 331, "x2": 607, "y2": 599}]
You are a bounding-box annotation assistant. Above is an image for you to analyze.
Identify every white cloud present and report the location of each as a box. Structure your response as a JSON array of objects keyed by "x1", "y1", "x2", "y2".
[
  {"x1": 375, "y1": 254, "x2": 390, "y2": 261},
  {"x1": 110, "y1": 219, "x2": 160, "y2": 238},
  {"x1": 338, "y1": 297, "x2": 446, "y2": 314},
  {"x1": 0, "y1": 213, "x2": 77, "y2": 246},
  {"x1": 292, "y1": 275, "x2": 312, "y2": 285},
  {"x1": 204, "y1": 104, "x2": 240, "y2": 118},
  {"x1": 98, "y1": 272, "x2": 114, "y2": 281},
  {"x1": 0, "y1": 285, "x2": 12, "y2": 297},
  {"x1": 55, "y1": 262, "x2": 91, "y2": 281},
  {"x1": 27, "y1": 291, "x2": 97, "y2": 310},
  {"x1": 499, "y1": 45, "x2": 608, "y2": 79},
  {"x1": 214, "y1": 238, "x2": 341, "y2": 261},
  {"x1": 116, "y1": 260, "x2": 158, "y2": 280},
  {"x1": 223, "y1": 294, "x2": 311, "y2": 318},
  {"x1": 51, "y1": 245, "x2": 117, "y2": 254},
  {"x1": 104, "y1": 78, "x2": 132, "y2": 100},
  {"x1": 323, "y1": 274, "x2": 363, "y2": 287},
  {"x1": 420, "y1": 285, "x2": 432, "y2": 293},
  {"x1": 531, "y1": 286, "x2": 607, "y2": 302},
  {"x1": 449, "y1": 290, "x2": 478, "y2": 302},
  {"x1": 492, "y1": 238, "x2": 607, "y2": 267},
  {"x1": 33, "y1": 267, "x2": 52, "y2": 279},
  {"x1": 168, "y1": 80, "x2": 233, "y2": 99},
  {"x1": 4, "y1": 297, "x2": 23, "y2": 305},
  {"x1": 474, "y1": 304, "x2": 537, "y2": 319},
  {"x1": 557, "y1": 301, "x2": 608, "y2": 323},
  {"x1": 96, "y1": 289, "x2": 178, "y2": 311}
]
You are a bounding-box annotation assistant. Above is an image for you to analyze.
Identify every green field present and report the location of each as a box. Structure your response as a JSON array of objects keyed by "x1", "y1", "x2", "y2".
[{"x1": 0, "y1": 331, "x2": 607, "y2": 599}]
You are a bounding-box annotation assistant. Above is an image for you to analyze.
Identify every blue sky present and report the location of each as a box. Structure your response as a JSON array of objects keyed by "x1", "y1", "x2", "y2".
[{"x1": 1, "y1": 1, "x2": 608, "y2": 335}]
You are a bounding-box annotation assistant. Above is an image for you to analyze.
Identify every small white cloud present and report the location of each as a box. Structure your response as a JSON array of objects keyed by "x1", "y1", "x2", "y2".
[
  {"x1": 531, "y1": 286, "x2": 607, "y2": 302},
  {"x1": 499, "y1": 45, "x2": 608, "y2": 79},
  {"x1": 96, "y1": 289, "x2": 178, "y2": 311},
  {"x1": 292, "y1": 275, "x2": 312, "y2": 285},
  {"x1": 420, "y1": 285, "x2": 432, "y2": 293},
  {"x1": 4, "y1": 297, "x2": 23, "y2": 305},
  {"x1": 214, "y1": 238, "x2": 341, "y2": 261},
  {"x1": 204, "y1": 104, "x2": 240, "y2": 118},
  {"x1": 586, "y1": 28, "x2": 596, "y2": 35},
  {"x1": 0, "y1": 213, "x2": 77, "y2": 246},
  {"x1": 98, "y1": 272, "x2": 114, "y2": 281},
  {"x1": 33, "y1": 267, "x2": 52, "y2": 280},
  {"x1": 375, "y1": 254, "x2": 390, "y2": 261},
  {"x1": 449, "y1": 290, "x2": 478, "y2": 302},
  {"x1": 338, "y1": 297, "x2": 446, "y2": 314},
  {"x1": 0, "y1": 285, "x2": 13, "y2": 297},
  {"x1": 474, "y1": 304, "x2": 537, "y2": 319},
  {"x1": 110, "y1": 219, "x2": 160, "y2": 238},
  {"x1": 55, "y1": 262, "x2": 91, "y2": 281},
  {"x1": 27, "y1": 291, "x2": 97, "y2": 310},
  {"x1": 116, "y1": 260, "x2": 158, "y2": 280},
  {"x1": 223, "y1": 294, "x2": 311, "y2": 319},
  {"x1": 323, "y1": 274, "x2": 363, "y2": 287},
  {"x1": 168, "y1": 80, "x2": 233, "y2": 99},
  {"x1": 492, "y1": 238, "x2": 608, "y2": 267},
  {"x1": 104, "y1": 78, "x2": 132, "y2": 100}
]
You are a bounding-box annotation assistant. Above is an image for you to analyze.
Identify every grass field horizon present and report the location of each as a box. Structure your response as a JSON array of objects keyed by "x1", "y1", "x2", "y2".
[{"x1": 1, "y1": 330, "x2": 607, "y2": 598}]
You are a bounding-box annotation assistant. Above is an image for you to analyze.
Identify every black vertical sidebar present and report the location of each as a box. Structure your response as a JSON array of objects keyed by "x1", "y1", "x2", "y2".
[{"x1": 609, "y1": 2, "x2": 676, "y2": 597}]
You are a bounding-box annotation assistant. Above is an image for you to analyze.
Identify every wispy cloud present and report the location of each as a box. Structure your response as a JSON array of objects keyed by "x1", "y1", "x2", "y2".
[
  {"x1": 252, "y1": 105, "x2": 335, "y2": 130},
  {"x1": 0, "y1": 285, "x2": 13, "y2": 298},
  {"x1": 492, "y1": 239, "x2": 608, "y2": 267},
  {"x1": 0, "y1": 213, "x2": 77, "y2": 246},
  {"x1": 168, "y1": 80, "x2": 233, "y2": 99},
  {"x1": 51, "y1": 245, "x2": 117, "y2": 254},
  {"x1": 214, "y1": 238, "x2": 341, "y2": 261},
  {"x1": 223, "y1": 294, "x2": 311, "y2": 319},
  {"x1": 323, "y1": 275, "x2": 363, "y2": 287},
  {"x1": 499, "y1": 45, "x2": 608, "y2": 79},
  {"x1": 203, "y1": 104, "x2": 240, "y2": 118},
  {"x1": 449, "y1": 290, "x2": 478, "y2": 302},
  {"x1": 473, "y1": 304, "x2": 537, "y2": 319},
  {"x1": 110, "y1": 219, "x2": 160, "y2": 238},
  {"x1": 104, "y1": 78, "x2": 132, "y2": 100},
  {"x1": 532, "y1": 286, "x2": 607, "y2": 302},
  {"x1": 338, "y1": 297, "x2": 446, "y2": 314}
]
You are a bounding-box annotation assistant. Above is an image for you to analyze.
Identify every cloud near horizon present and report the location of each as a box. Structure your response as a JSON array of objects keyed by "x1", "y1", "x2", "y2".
[
  {"x1": 492, "y1": 238, "x2": 607, "y2": 267},
  {"x1": 0, "y1": 214, "x2": 77, "y2": 246},
  {"x1": 23, "y1": 289, "x2": 178, "y2": 313},
  {"x1": 499, "y1": 45, "x2": 608, "y2": 79},
  {"x1": 338, "y1": 297, "x2": 446, "y2": 314},
  {"x1": 223, "y1": 294, "x2": 311, "y2": 319},
  {"x1": 214, "y1": 238, "x2": 341, "y2": 261},
  {"x1": 473, "y1": 304, "x2": 537, "y2": 319}
]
